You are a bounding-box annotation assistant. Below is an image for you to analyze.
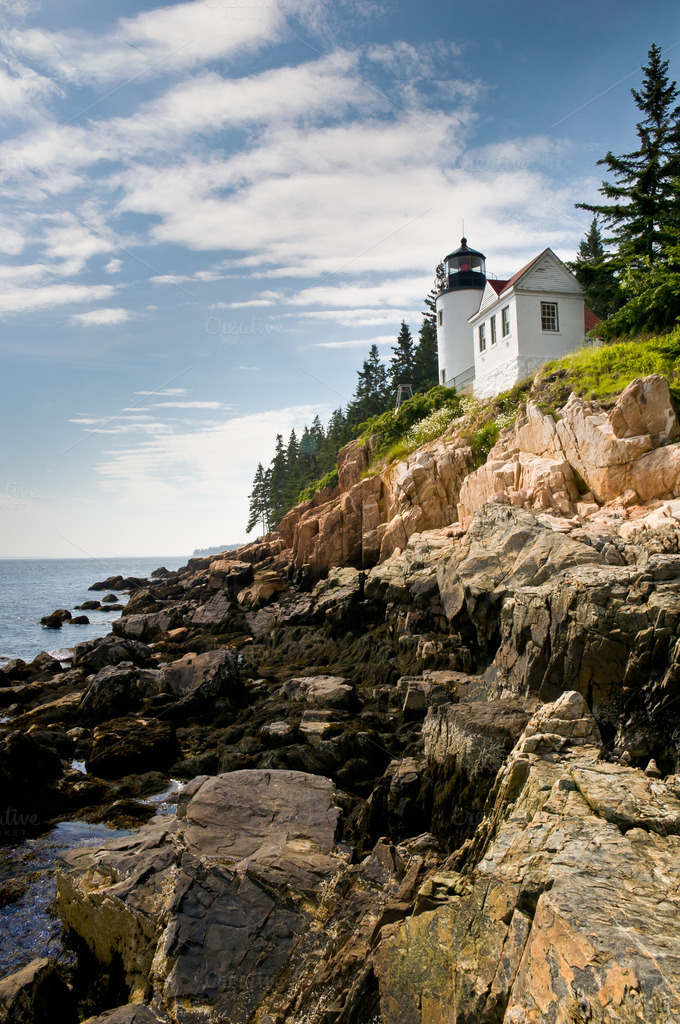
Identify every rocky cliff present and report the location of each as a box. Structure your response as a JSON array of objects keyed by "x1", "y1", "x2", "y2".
[{"x1": 3, "y1": 373, "x2": 680, "y2": 1023}]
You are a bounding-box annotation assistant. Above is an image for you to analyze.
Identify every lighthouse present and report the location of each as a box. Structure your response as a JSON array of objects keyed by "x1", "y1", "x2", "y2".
[{"x1": 435, "y1": 238, "x2": 486, "y2": 389}]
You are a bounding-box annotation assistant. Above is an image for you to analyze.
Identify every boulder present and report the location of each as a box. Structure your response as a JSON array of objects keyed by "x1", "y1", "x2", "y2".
[
  {"x1": 283, "y1": 674, "x2": 354, "y2": 709},
  {"x1": 39, "y1": 615, "x2": 63, "y2": 629},
  {"x1": 56, "y1": 770, "x2": 343, "y2": 1021},
  {"x1": 236, "y1": 571, "x2": 287, "y2": 609},
  {"x1": 0, "y1": 958, "x2": 74, "y2": 1024},
  {"x1": 457, "y1": 449, "x2": 578, "y2": 528},
  {"x1": 0, "y1": 659, "x2": 28, "y2": 684},
  {"x1": 189, "y1": 591, "x2": 232, "y2": 630},
  {"x1": 72, "y1": 636, "x2": 154, "y2": 674},
  {"x1": 27, "y1": 651, "x2": 63, "y2": 679},
  {"x1": 112, "y1": 609, "x2": 182, "y2": 642},
  {"x1": 79, "y1": 662, "x2": 161, "y2": 722},
  {"x1": 609, "y1": 374, "x2": 680, "y2": 442},
  {"x1": 88, "y1": 576, "x2": 148, "y2": 593},
  {"x1": 207, "y1": 559, "x2": 253, "y2": 591},
  {"x1": 68, "y1": 616, "x2": 90, "y2": 625},
  {"x1": 157, "y1": 649, "x2": 241, "y2": 703},
  {"x1": 40, "y1": 609, "x2": 71, "y2": 627}
]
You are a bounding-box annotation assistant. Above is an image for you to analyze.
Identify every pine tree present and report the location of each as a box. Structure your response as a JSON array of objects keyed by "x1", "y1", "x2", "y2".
[
  {"x1": 576, "y1": 44, "x2": 680, "y2": 264},
  {"x1": 284, "y1": 429, "x2": 301, "y2": 506},
  {"x1": 268, "y1": 434, "x2": 288, "y2": 526},
  {"x1": 569, "y1": 217, "x2": 622, "y2": 320},
  {"x1": 413, "y1": 317, "x2": 439, "y2": 392},
  {"x1": 422, "y1": 263, "x2": 444, "y2": 326},
  {"x1": 323, "y1": 407, "x2": 351, "y2": 465},
  {"x1": 348, "y1": 345, "x2": 390, "y2": 425},
  {"x1": 388, "y1": 321, "x2": 416, "y2": 394},
  {"x1": 246, "y1": 463, "x2": 272, "y2": 535}
]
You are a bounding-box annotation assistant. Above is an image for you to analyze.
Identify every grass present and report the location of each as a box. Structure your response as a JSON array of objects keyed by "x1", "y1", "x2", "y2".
[{"x1": 536, "y1": 328, "x2": 680, "y2": 404}]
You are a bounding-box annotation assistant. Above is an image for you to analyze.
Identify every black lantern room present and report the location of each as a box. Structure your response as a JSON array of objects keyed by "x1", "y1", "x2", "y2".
[{"x1": 439, "y1": 238, "x2": 486, "y2": 293}]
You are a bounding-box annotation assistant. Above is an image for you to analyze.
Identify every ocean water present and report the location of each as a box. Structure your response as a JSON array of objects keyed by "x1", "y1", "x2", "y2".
[{"x1": 0, "y1": 556, "x2": 189, "y2": 664}]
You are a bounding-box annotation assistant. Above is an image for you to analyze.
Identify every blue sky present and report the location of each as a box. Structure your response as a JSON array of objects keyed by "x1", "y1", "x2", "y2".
[{"x1": 0, "y1": 0, "x2": 678, "y2": 556}]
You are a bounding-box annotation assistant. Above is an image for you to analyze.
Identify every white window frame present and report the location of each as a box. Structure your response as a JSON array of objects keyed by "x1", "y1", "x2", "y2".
[
  {"x1": 478, "y1": 323, "x2": 486, "y2": 352},
  {"x1": 541, "y1": 301, "x2": 559, "y2": 332},
  {"x1": 501, "y1": 306, "x2": 510, "y2": 337},
  {"x1": 490, "y1": 314, "x2": 497, "y2": 345}
]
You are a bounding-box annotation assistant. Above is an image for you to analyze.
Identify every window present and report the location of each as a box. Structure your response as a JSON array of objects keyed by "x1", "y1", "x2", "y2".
[
  {"x1": 438, "y1": 309, "x2": 443, "y2": 327},
  {"x1": 478, "y1": 323, "x2": 486, "y2": 352},
  {"x1": 501, "y1": 306, "x2": 510, "y2": 337},
  {"x1": 490, "y1": 314, "x2": 497, "y2": 345},
  {"x1": 440, "y1": 368, "x2": 446, "y2": 385},
  {"x1": 541, "y1": 301, "x2": 559, "y2": 332}
]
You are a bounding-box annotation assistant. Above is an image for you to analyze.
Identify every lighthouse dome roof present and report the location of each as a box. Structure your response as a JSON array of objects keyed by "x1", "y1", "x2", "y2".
[{"x1": 443, "y1": 237, "x2": 486, "y2": 263}]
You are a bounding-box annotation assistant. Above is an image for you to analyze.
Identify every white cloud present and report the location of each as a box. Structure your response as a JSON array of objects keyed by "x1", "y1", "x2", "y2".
[
  {"x1": 8, "y1": 0, "x2": 297, "y2": 86},
  {"x1": 71, "y1": 307, "x2": 131, "y2": 326},
  {"x1": 42, "y1": 214, "x2": 114, "y2": 265},
  {"x1": 0, "y1": 214, "x2": 28, "y2": 255},
  {"x1": 315, "y1": 334, "x2": 395, "y2": 349},
  {"x1": 288, "y1": 276, "x2": 431, "y2": 309},
  {"x1": 0, "y1": 57, "x2": 57, "y2": 122},
  {"x1": 298, "y1": 307, "x2": 422, "y2": 327},
  {"x1": 0, "y1": 282, "x2": 114, "y2": 314},
  {"x1": 134, "y1": 388, "x2": 187, "y2": 396},
  {"x1": 153, "y1": 400, "x2": 224, "y2": 409},
  {"x1": 104, "y1": 258, "x2": 122, "y2": 274}
]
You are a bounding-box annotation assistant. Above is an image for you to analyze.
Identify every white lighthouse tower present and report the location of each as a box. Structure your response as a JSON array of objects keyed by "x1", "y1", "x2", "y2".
[{"x1": 435, "y1": 237, "x2": 486, "y2": 389}]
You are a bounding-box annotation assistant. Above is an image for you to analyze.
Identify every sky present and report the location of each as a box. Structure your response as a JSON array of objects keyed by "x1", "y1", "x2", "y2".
[{"x1": 0, "y1": 0, "x2": 679, "y2": 557}]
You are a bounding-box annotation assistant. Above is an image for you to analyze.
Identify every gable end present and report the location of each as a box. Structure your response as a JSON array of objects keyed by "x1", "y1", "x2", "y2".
[{"x1": 517, "y1": 250, "x2": 583, "y2": 294}]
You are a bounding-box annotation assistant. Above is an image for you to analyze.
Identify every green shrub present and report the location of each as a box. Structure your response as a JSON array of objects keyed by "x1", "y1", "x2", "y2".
[
  {"x1": 357, "y1": 386, "x2": 462, "y2": 463},
  {"x1": 296, "y1": 466, "x2": 338, "y2": 504},
  {"x1": 467, "y1": 421, "x2": 501, "y2": 468}
]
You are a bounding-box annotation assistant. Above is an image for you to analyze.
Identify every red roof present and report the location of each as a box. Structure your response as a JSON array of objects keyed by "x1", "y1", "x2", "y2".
[
  {"x1": 487, "y1": 279, "x2": 508, "y2": 294},
  {"x1": 584, "y1": 308, "x2": 601, "y2": 333}
]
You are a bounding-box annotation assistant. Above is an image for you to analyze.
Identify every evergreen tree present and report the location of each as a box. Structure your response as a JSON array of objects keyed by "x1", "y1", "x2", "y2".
[
  {"x1": 569, "y1": 217, "x2": 622, "y2": 320},
  {"x1": 422, "y1": 262, "x2": 444, "y2": 326},
  {"x1": 246, "y1": 463, "x2": 272, "y2": 535},
  {"x1": 268, "y1": 434, "x2": 288, "y2": 526},
  {"x1": 576, "y1": 44, "x2": 680, "y2": 264},
  {"x1": 323, "y1": 407, "x2": 351, "y2": 465},
  {"x1": 388, "y1": 321, "x2": 416, "y2": 394},
  {"x1": 413, "y1": 317, "x2": 439, "y2": 392},
  {"x1": 284, "y1": 429, "x2": 301, "y2": 506},
  {"x1": 348, "y1": 344, "x2": 390, "y2": 425},
  {"x1": 596, "y1": 238, "x2": 680, "y2": 338}
]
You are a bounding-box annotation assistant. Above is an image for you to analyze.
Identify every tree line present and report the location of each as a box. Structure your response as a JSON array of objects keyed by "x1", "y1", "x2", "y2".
[
  {"x1": 246, "y1": 298, "x2": 439, "y2": 534},
  {"x1": 571, "y1": 43, "x2": 680, "y2": 336}
]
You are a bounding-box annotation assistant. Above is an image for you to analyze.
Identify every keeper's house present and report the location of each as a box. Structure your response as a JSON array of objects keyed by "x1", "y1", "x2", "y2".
[{"x1": 435, "y1": 239, "x2": 599, "y2": 399}]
